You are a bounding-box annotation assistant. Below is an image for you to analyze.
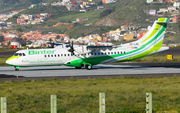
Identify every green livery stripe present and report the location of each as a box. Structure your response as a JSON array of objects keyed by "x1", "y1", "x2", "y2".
[
  {"x1": 6, "y1": 56, "x2": 21, "y2": 61},
  {"x1": 158, "y1": 18, "x2": 166, "y2": 22},
  {"x1": 6, "y1": 63, "x2": 64, "y2": 67},
  {"x1": 141, "y1": 18, "x2": 166, "y2": 43},
  {"x1": 65, "y1": 38, "x2": 164, "y2": 66}
]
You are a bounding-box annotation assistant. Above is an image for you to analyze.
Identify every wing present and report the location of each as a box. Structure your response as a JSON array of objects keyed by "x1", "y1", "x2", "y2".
[
  {"x1": 73, "y1": 45, "x2": 115, "y2": 54},
  {"x1": 86, "y1": 45, "x2": 113, "y2": 51}
]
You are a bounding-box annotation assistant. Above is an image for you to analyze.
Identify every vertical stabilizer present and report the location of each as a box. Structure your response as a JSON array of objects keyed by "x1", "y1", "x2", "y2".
[{"x1": 137, "y1": 18, "x2": 168, "y2": 45}]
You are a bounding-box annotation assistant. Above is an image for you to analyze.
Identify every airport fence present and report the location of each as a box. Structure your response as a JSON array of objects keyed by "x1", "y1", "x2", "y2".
[{"x1": 0, "y1": 92, "x2": 153, "y2": 113}]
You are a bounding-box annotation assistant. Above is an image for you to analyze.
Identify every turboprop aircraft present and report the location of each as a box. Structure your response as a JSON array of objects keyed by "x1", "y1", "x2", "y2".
[{"x1": 6, "y1": 18, "x2": 169, "y2": 71}]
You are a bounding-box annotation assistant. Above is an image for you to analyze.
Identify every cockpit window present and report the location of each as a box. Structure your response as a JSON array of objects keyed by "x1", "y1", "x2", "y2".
[
  {"x1": 14, "y1": 53, "x2": 26, "y2": 56},
  {"x1": 14, "y1": 53, "x2": 19, "y2": 56}
]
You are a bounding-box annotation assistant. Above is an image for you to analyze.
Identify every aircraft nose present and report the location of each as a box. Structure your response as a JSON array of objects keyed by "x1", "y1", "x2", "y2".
[
  {"x1": 6, "y1": 57, "x2": 14, "y2": 66},
  {"x1": 6, "y1": 59, "x2": 12, "y2": 65}
]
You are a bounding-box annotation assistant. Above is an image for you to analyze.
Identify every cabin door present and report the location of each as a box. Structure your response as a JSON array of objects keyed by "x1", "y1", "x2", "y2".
[{"x1": 128, "y1": 46, "x2": 134, "y2": 61}]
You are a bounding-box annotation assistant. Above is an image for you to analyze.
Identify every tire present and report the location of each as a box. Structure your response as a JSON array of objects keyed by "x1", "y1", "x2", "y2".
[
  {"x1": 85, "y1": 65, "x2": 92, "y2": 70},
  {"x1": 75, "y1": 67, "x2": 81, "y2": 69}
]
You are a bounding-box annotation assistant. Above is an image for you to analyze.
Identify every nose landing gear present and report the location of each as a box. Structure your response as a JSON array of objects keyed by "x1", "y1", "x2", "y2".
[{"x1": 14, "y1": 66, "x2": 20, "y2": 71}]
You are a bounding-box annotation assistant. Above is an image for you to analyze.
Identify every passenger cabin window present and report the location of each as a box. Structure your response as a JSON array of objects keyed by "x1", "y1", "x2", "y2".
[
  {"x1": 45, "y1": 55, "x2": 46, "y2": 57},
  {"x1": 64, "y1": 54, "x2": 66, "y2": 57},
  {"x1": 48, "y1": 55, "x2": 50, "y2": 57},
  {"x1": 54, "y1": 55, "x2": 56, "y2": 57},
  {"x1": 108, "y1": 52, "x2": 110, "y2": 55},
  {"x1": 58, "y1": 54, "x2": 60, "y2": 57},
  {"x1": 114, "y1": 52, "x2": 116, "y2": 54},
  {"x1": 117, "y1": 52, "x2": 119, "y2": 54}
]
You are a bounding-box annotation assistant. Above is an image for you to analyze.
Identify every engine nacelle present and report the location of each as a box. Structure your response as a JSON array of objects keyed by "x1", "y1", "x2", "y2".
[{"x1": 74, "y1": 46, "x2": 92, "y2": 54}]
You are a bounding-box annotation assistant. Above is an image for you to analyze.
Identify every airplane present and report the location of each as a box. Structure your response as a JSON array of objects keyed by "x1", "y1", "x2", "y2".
[{"x1": 6, "y1": 18, "x2": 169, "y2": 71}]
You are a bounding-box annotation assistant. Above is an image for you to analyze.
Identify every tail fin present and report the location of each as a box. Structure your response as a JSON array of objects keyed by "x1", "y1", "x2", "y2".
[{"x1": 137, "y1": 18, "x2": 169, "y2": 45}]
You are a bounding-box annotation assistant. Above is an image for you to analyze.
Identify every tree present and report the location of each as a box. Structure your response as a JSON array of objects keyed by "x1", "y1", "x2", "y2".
[
  {"x1": 98, "y1": 1, "x2": 103, "y2": 6},
  {"x1": 56, "y1": 35, "x2": 60, "y2": 39},
  {"x1": 19, "y1": 38, "x2": 26, "y2": 46},
  {"x1": 0, "y1": 36, "x2": 4, "y2": 42},
  {"x1": 8, "y1": 41, "x2": 11, "y2": 46},
  {"x1": 16, "y1": 28, "x2": 23, "y2": 38},
  {"x1": 99, "y1": 8, "x2": 115, "y2": 18}
]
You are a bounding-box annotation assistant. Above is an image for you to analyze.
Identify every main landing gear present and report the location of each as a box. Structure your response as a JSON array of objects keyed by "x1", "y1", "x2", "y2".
[
  {"x1": 85, "y1": 64, "x2": 92, "y2": 70},
  {"x1": 75, "y1": 63, "x2": 92, "y2": 70},
  {"x1": 14, "y1": 66, "x2": 20, "y2": 71}
]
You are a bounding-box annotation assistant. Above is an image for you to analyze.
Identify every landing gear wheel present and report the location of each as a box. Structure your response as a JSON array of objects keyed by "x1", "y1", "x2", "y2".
[
  {"x1": 75, "y1": 67, "x2": 81, "y2": 69},
  {"x1": 85, "y1": 65, "x2": 92, "y2": 70},
  {"x1": 14, "y1": 66, "x2": 20, "y2": 71}
]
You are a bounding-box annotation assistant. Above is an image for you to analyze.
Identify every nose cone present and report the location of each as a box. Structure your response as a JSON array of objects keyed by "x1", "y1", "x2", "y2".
[
  {"x1": 6, "y1": 58, "x2": 13, "y2": 66},
  {"x1": 6, "y1": 56, "x2": 20, "y2": 66}
]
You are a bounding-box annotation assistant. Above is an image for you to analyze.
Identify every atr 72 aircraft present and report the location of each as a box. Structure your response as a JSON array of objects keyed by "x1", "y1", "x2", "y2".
[{"x1": 6, "y1": 18, "x2": 169, "y2": 71}]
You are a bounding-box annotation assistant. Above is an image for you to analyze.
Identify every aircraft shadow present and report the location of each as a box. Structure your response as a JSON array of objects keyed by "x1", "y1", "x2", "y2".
[{"x1": 0, "y1": 74, "x2": 23, "y2": 78}]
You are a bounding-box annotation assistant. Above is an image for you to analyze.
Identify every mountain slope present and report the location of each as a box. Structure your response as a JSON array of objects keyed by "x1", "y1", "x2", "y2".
[
  {"x1": 96, "y1": 0, "x2": 171, "y2": 26},
  {"x1": 0, "y1": 0, "x2": 58, "y2": 13}
]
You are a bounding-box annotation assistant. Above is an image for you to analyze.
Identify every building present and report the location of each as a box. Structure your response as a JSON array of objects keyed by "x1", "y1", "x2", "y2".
[
  {"x1": 172, "y1": 16, "x2": 179, "y2": 23},
  {"x1": 102, "y1": 0, "x2": 113, "y2": 3},
  {"x1": 97, "y1": 6, "x2": 104, "y2": 10},
  {"x1": 159, "y1": 8, "x2": 168, "y2": 13},
  {"x1": 67, "y1": 25, "x2": 73, "y2": 29},
  {"x1": 173, "y1": 2, "x2": 180, "y2": 8},
  {"x1": 11, "y1": 37, "x2": 21, "y2": 48},
  {"x1": 168, "y1": 6, "x2": 176, "y2": 12},
  {"x1": 97, "y1": 36, "x2": 102, "y2": 41},
  {"x1": 149, "y1": 10, "x2": 156, "y2": 15},
  {"x1": 76, "y1": 18, "x2": 84, "y2": 22},
  {"x1": 147, "y1": 0, "x2": 153, "y2": 4},
  {"x1": 164, "y1": 0, "x2": 171, "y2": 3},
  {"x1": 171, "y1": 0, "x2": 177, "y2": 3},
  {"x1": 66, "y1": 5, "x2": 76, "y2": 11},
  {"x1": 121, "y1": 25, "x2": 128, "y2": 31},
  {"x1": 124, "y1": 33, "x2": 134, "y2": 41},
  {"x1": 17, "y1": 17, "x2": 26, "y2": 25}
]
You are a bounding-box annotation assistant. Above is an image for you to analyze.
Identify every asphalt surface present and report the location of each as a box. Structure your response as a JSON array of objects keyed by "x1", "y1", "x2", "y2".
[{"x1": 0, "y1": 48, "x2": 180, "y2": 81}]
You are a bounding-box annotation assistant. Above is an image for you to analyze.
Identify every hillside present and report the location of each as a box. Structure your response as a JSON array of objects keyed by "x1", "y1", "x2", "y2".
[
  {"x1": 0, "y1": 0, "x2": 58, "y2": 13},
  {"x1": 3, "y1": 0, "x2": 180, "y2": 40},
  {"x1": 96, "y1": 0, "x2": 172, "y2": 26}
]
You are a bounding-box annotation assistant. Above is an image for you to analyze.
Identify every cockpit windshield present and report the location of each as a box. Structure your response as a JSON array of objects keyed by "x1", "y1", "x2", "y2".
[{"x1": 14, "y1": 53, "x2": 26, "y2": 56}]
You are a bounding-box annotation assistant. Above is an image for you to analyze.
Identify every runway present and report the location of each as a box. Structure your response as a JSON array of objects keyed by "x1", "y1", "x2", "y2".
[{"x1": 1, "y1": 63, "x2": 180, "y2": 80}]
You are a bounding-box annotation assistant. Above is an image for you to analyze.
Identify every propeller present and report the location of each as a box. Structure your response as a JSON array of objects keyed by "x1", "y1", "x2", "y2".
[
  {"x1": 48, "y1": 38, "x2": 54, "y2": 48},
  {"x1": 68, "y1": 41, "x2": 75, "y2": 55}
]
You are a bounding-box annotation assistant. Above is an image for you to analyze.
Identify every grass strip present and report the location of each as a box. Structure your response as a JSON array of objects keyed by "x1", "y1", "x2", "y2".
[{"x1": 0, "y1": 76, "x2": 180, "y2": 113}]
